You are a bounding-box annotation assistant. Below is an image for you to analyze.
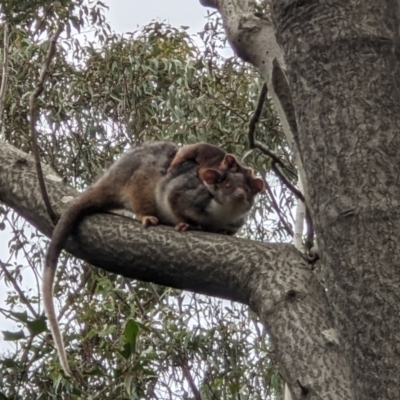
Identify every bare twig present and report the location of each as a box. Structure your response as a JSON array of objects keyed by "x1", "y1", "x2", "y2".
[
  {"x1": 0, "y1": 22, "x2": 10, "y2": 132},
  {"x1": 0, "y1": 261, "x2": 38, "y2": 317},
  {"x1": 248, "y1": 83, "x2": 305, "y2": 202},
  {"x1": 248, "y1": 83, "x2": 268, "y2": 145},
  {"x1": 250, "y1": 84, "x2": 312, "y2": 258},
  {"x1": 18, "y1": 335, "x2": 34, "y2": 384},
  {"x1": 250, "y1": 83, "x2": 315, "y2": 267},
  {"x1": 29, "y1": 25, "x2": 63, "y2": 224},
  {"x1": 272, "y1": 162, "x2": 304, "y2": 202},
  {"x1": 305, "y1": 206, "x2": 315, "y2": 255},
  {"x1": 180, "y1": 356, "x2": 203, "y2": 400},
  {"x1": 248, "y1": 83, "x2": 288, "y2": 170},
  {"x1": 263, "y1": 178, "x2": 293, "y2": 237}
]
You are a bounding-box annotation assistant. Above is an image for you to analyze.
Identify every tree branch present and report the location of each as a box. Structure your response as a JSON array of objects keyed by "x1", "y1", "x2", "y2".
[
  {"x1": 248, "y1": 83, "x2": 305, "y2": 202},
  {"x1": 248, "y1": 84, "x2": 285, "y2": 170},
  {"x1": 199, "y1": 0, "x2": 218, "y2": 8},
  {"x1": 272, "y1": 162, "x2": 304, "y2": 202},
  {"x1": 29, "y1": 25, "x2": 63, "y2": 224},
  {"x1": 0, "y1": 22, "x2": 9, "y2": 133},
  {"x1": 0, "y1": 140, "x2": 354, "y2": 399},
  {"x1": 0, "y1": 261, "x2": 38, "y2": 317},
  {"x1": 179, "y1": 355, "x2": 203, "y2": 400}
]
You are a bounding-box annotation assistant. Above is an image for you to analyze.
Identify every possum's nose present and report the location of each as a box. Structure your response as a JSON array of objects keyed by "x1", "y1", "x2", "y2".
[{"x1": 235, "y1": 188, "x2": 247, "y2": 199}]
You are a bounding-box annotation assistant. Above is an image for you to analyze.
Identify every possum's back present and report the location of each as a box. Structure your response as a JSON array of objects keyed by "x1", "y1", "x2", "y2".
[{"x1": 101, "y1": 142, "x2": 179, "y2": 187}]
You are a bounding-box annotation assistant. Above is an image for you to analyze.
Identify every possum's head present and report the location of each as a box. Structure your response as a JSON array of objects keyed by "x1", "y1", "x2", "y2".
[{"x1": 199, "y1": 168, "x2": 264, "y2": 212}]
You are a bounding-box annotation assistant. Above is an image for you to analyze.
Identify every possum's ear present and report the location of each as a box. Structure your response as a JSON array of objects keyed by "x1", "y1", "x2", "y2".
[
  {"x1": 221, "y1": 154, "x2": 238, "y2": 170},
  {"x1": 250, "y1": 177, "x2": 265, "y2": 194},
  {"x1": 199, "y1": 168, "x2": 223, "y2": 185}
]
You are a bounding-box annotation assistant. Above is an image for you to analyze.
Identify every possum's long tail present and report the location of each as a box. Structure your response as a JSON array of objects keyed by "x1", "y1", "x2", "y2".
[{"x1": 43, "y1": 188, "x2": 116, "y2": 377}]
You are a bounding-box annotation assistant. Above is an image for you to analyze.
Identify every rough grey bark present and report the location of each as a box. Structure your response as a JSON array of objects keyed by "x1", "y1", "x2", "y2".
[
  {"x1": 0, "y1": 140, "x2": 354, "y2": 398},
  {"x1": 273, "y1": 1, "x2": 400, "y2": 399},
  {"x1": 201, "y1": 0, "x2": 400, "y2": 399}
]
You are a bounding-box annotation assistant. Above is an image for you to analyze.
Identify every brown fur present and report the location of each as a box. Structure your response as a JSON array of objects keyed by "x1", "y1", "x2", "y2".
[
  {"x1": 168, "y1": 143, "x2": 227, "y2": 171},
  {"x1": 157, "y1": 160, "x2": 264, "y2": 234},
  {"x1": 168, "y1": 142, "x2": 255, "y2": 179},
  {"x1": 122, "y1": 168, "x2": 162, "y2": 226}
]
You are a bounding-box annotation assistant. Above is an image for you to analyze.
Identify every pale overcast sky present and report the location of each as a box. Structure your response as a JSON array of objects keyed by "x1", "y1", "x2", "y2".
[
  {"x1": 106, "y1": 0, "x2": 207, "y2": 35},
  {"x1": 0, "y1": 0, "x2": 225, "y2": 351}
]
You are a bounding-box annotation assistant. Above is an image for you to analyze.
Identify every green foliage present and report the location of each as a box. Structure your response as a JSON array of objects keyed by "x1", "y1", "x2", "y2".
[
  {"x1": 2, "y1": 329, "x2": 25, "y2": 341},
  {"x1": 0, "y1": 1, "x2": 296, "y2": 398}
]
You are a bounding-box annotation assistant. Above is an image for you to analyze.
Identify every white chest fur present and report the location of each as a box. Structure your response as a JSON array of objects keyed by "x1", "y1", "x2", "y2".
[
  {"x1": 204, "y1": 199, "x2": 249, "y2": 229},
  {"x1": 155, "y1": 184, "x2": 179, "y2": 225}
]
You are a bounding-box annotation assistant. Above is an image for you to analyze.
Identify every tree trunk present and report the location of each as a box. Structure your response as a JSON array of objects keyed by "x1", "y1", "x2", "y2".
[
  {"x1": 274, "y1": 0, "x2": 400, "y2": 398},
  {"x1": 202, "y1": 0, "x2": 400, "y2": 398}
]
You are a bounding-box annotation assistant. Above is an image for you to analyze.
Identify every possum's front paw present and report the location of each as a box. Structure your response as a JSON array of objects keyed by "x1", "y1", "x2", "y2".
[
  {"x1": 141, "y1": 215, "x2": 159, "y2": 227},
  {"x1": 175, "y1": 222, "x2": 202, "y2": 232}
]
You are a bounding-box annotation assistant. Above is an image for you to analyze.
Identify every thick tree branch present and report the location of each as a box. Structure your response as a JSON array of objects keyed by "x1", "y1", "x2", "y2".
[{"x1": 0, "y1": 140, "x2": 354, "y2": 399}]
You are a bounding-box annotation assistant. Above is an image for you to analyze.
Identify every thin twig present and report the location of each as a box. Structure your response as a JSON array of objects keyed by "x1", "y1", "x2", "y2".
[
  {"x1": 250, "y1": 84, "x2": 313, "y2": 256},
  {"x1": 248, "y1": 83, "x2": 268, "y2": 147},
  {"x1": 305, "y1": 206, "x2": 315, "y2": 254},
  {"x1": 29, "y1": 25, "x2": 63, "y2": 224},
  {"x1": 180, "y1": 356, "x2": 203, "y2": 400},
  {"x1": 0, "y1": 22, "x2": 10, "y2": 132},
  {"x1": 272, "y1": 162, "x2": 304, "y2": 202},
  {"x1": 263, "y1": 178, "x2": 293, "y2": 237},
  {"x1": 0, "y1": 261, "x2": 38, "y2": 317},
  {"x1": 249, "y1": 83, "x2": 288, "y2": 171},
  {"x1": 18, "y1": 335, "x2": 34, "y2": 384},
  {"x1": 248, "y1": 83, "x2": 304, "y2": 202},
  {"x1": 254, "y1": 140, "x2": 289, "y2": 172}
]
